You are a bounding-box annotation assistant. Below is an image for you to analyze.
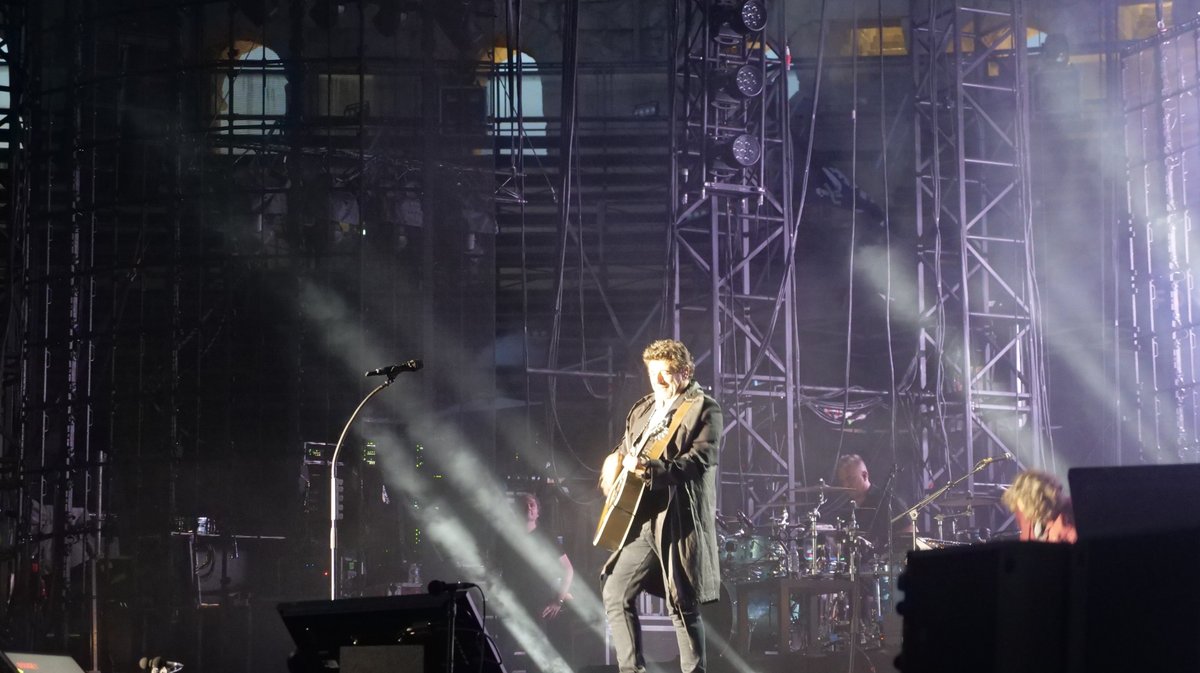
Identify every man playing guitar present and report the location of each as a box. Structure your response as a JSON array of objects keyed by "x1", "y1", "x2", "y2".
[{"x1": 596, "y1": 339, "x2": 724, "y2": 673}]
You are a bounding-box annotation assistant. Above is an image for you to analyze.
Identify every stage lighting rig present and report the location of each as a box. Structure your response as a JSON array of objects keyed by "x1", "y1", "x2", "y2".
[
  {"x1": 710, "y1": 133, "x2": 761, "y2": 175},
  {"x1": 711, "y1": 0, "x2": 767, "y2": 41},
  {"x1": 711, "y1": 63, "x2": 764, "y2": 107}
]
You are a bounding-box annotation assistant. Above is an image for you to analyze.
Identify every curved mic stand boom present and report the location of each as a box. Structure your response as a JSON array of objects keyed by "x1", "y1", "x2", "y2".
[
  {"x1": 891, "y1": 456, "x2": 1001, "y2": 550},
  {"x1": 329, "y1": 367, "x2": 410, "y2": 600}
]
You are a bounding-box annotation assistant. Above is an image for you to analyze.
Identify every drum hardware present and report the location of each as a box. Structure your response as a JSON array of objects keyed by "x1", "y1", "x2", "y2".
[
  {"x1": 932, "y1": 511, "x2": 970, "y2": 540},
  {"x1": 954, "y1": 526, "x2": 991, "y2": 543},
  {"x1": 790, "y1": 480, "x2": 855, "y2": 495},
  {"x1": 937, "y1": 493, "x2": 1001, "y2": 508},
  {"x1": 893, "y1": 457, "x2": 1006, "y2": 552},
  {"x1": 799, "y1": 488, "x2": 837, "y2": 577},
  {"x1": 719, "y1": 489, "x2": 907, "y2": 658},
  {"x1": 761, "y1": 479, "x2": 855, "y2": 512}
]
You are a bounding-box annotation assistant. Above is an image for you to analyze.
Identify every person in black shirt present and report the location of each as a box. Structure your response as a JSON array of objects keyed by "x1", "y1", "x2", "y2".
[
  {"x1": 829, "y1": 454, "x2": 913, "y2": 552},
  {"x1": 492, "y1": 492, "x2": 575, "y2": 672}
]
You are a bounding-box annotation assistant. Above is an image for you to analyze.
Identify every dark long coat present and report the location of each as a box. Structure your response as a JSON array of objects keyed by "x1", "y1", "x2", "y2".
[{"x1": 601, "y1": 380, "x2": 724, "y2": 605}]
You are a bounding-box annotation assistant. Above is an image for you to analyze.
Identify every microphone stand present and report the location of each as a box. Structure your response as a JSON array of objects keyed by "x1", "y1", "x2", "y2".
[
  {"x1": 891, "y1": 458, "x2": 996, "y2": 550},
  {"x1": 329, "y1": 370, "x2": 403, "y2": 600}
]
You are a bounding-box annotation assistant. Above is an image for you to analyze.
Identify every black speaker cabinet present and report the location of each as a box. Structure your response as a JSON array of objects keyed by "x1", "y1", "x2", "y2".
[
  {"x1": 278, "y1": 593, "x2": 504, "y2": 673},
  {"x1": 1071, "y1": 528, "x2": 1200, "y2": 673},
  {"x1": 896, "y1": 541, "x2": 1072, "y2": 673}
]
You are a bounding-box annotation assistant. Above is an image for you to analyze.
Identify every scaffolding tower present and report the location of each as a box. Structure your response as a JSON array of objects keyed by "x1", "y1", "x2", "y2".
[
  {"x1": 669, "y1": 0, "x2": 800, "y2": 520},
  {"x1": 3, "y1": 0, "x2": 496, "y2": 667},
  {"x1": 910, "y1": 0, "x2": 1049, "y2": 502}
]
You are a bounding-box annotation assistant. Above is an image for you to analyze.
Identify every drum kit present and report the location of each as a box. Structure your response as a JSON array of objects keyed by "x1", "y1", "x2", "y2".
[{"x1": 713, "y1": 481, "x2": 998, "y2": 658}]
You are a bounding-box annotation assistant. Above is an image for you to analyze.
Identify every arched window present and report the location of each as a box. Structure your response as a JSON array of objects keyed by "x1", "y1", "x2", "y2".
[
  {"x1": 216, "y1": 43, "x2": 286, "y2": 151},
  {"x1": 487, "y1": 47, "x2": 545, "y2": 155}
]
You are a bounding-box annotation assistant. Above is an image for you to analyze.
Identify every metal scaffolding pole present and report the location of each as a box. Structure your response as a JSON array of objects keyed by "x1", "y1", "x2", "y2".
[
  {"x1": 669, "y1": 0, "x2": 800, "y2": 521},
  {"x1": 910, "y1": 0, "x2": 1048, "y2": 499},
  {"x1": 0, "y1": 0, "x2": 29, "y2": 640}
]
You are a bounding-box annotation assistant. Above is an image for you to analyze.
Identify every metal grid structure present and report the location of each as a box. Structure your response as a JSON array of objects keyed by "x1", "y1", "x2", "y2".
[
  {"x1": 1122, "y1": 21, "x2": 1200, "y2": 464},
  {"x1": 3, "y1": 0, "x2": 496, "y2": 666},
  {"x1": 910, "y1": 0, "x2": 1049, "y2": 500},
  {"x1": 669, "y1": 0, "x2": 800, "y2": 520},
  {"x1": 0, "y1": 0, "x2": 29, "y2": 655}
]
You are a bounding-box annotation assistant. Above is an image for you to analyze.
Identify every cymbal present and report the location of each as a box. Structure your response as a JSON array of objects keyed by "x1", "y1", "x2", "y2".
[
  {"x1": 790, "y1": 484, "x2": 854, "y2": 494},
  {"x1": 938, "y1": 493, "x2": 1000, "y2": 508}
]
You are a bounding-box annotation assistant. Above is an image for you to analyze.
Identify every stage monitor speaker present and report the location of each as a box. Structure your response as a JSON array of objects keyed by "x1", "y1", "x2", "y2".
[
  {"x1": 0, "y1": 652, "x2": 87, "y2": 673},
  {"x1": 1069, "y1": 463, "x2": 1200, "y2": 538},
  {"x1": 896, "y1": 541, "x2": 1072, "y2": 673},
  {"x1": 278, "y1": 593, "x2": 504, "y2": 673},
  {"x1": 1071, "y1": 527, "x2": 1200, "y2": 673}
]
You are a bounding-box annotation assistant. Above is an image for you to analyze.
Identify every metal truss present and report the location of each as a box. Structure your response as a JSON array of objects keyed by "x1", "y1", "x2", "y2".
[
  {"x1": 669, "y1": 0, "x2": 800, "y2": 521},
  {"x1": 910, "y1": 0, "x2": 1048, "y2": 494},
  {"x1": 0, "y1": 0, "x2": 28, "y2": 646},
  {"x1": 1121, "y1": 23, "x2": 1200, "y2": 463}
]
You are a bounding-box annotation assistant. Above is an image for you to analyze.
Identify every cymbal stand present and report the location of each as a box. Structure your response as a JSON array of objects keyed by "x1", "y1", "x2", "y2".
[
  {"x1": 933, "y1": 508, "x2": 972, "y2": 541},
  {"x1": 845, "y1": 501, "x2": 861, "y2": 673},
  {"x1": 802, "y1": 491, "x2": 827, "y2": 577}
]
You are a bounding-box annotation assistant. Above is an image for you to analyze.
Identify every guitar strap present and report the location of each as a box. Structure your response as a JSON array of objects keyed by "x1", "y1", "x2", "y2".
[
  {"x1": 629, "y1": 399, "x2": 670, "y2": 450},
  {"x1": 640, "y1": 392, "x2": 700, "y2": 462}
]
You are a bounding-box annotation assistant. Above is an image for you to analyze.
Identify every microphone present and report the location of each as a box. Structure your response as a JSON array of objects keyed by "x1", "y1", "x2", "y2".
[
  {"x1": 427, "y1": 579, "x2": 478, "y2": 594},
  {"x1": 365, "y1": 359, "x2": 423, "y2": 377},
  {"x1": 977, "y1": 453, "x2": 1014, "y2": 468}
]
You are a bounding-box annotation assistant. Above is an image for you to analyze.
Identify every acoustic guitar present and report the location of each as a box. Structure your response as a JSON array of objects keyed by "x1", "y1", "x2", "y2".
[{"x1": 593, "y1": 396, "x2": 698, "y2": 550}]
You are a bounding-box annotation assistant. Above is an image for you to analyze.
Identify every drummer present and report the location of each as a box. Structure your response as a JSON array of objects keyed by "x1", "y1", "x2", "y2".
[{"x1": 826, "y1": 454, "x2": 914, "y2": 549}]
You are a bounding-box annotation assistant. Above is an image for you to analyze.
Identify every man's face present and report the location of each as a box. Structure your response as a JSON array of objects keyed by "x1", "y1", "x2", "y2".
[
  {"x1": 646, "y1": 359, "x2": 676, "y2": 400},
  {"x1": 841, "y1": 464, "x2": 871, "y2": 496},
  {"x1": 523, "y1": 497, "x2": 539, "y2": 523}
]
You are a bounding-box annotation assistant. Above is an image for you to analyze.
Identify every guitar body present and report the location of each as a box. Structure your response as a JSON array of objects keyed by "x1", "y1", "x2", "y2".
[
  {"x1": 593, "y1": 470, "x2": 647, "y2": 550},
  {"x1": 593, "y1": 395, "x2": 700, "y2": 551}
]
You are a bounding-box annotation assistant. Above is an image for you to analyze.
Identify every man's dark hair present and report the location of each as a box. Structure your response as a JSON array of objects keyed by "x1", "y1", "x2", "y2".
[{"x1": 642, "y1": 339, "x2": 695, "y2": 378}]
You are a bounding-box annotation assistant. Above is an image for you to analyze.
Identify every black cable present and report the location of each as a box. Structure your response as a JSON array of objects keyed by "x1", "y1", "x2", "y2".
[
  {"x1": 833, "y1": 0, "x2": 863, "y2": 482},
  {"x1": 878, "y1": 0, "x2": 898, "y2": 491},
  {"x1": 843, "y1": 7, "x2": 863, "y2": 669}
]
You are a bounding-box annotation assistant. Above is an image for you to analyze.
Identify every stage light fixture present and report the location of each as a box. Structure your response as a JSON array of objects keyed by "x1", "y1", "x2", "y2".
[
  {"x1": 711, "y1": 133, "x2": 761, "y2": 173},
  {"x1": 714, "y1": 0, "x2": 767, "y2": 35},
  {"x1": 712, "y1": 63, "x2": 764, "y2": 106},
  {"x1": 1041, "y1": 33, "x2": 1070, "y2": 66}
]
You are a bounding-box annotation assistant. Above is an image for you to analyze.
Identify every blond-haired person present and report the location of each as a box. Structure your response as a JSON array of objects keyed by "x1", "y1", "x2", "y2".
[{"x1": 1001, "y1": 470, "x2": 1077, "y2": 543}]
